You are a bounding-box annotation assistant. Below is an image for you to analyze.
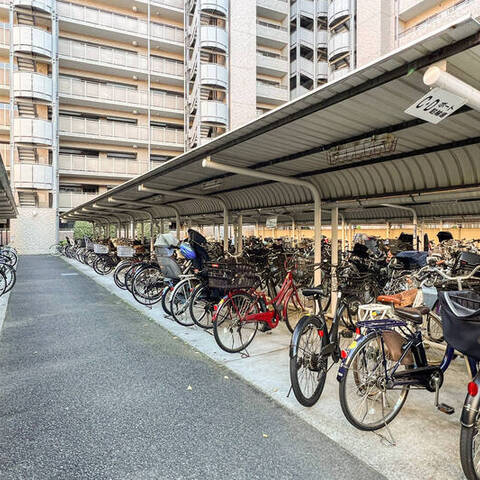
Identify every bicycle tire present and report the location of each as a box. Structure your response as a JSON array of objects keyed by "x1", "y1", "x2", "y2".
[
  {"x1": 213, "y1": 292, "x2": 259, "y2": 353},
  {"x1": 460, "y1": 411, "x2": 480, "y2": 480},
  {"x1": 161, "y1": 285, "x2": 174, "y2": 315},
  {"x1": 189, "y1": 283, "x2": 217, "y2": 329},
  {"x1": 113, "y1": 260, "x2": 134, "y2": 290},
  {"x1": 131, "y1": 266, "x2": 163, "y2": 306},
  {"x1": 169, "y1": 277, "x2": 198, "y2": 326},
  {"x1": 289, "y1": 314, "x2": 328, "y2": 406},
  {"x1": 0, "y1": 264, "x2": 15, "y2": 293},
  {"x1": 339, "y1": 331, "x2": 409, "y2": 431}
]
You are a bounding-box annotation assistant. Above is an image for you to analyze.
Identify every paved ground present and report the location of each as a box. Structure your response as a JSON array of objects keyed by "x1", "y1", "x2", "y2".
[{"x1": 0, "y1": 256, "x2": 385, "y2": 480}]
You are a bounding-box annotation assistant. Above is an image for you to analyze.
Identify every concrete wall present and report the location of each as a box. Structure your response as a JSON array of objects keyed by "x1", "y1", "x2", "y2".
[
  {"x1": 356, "y1": 0, "x2": 396, "y2": 67},
  {"x1": 229, "y1": 0, "x2": 258, "y2": 129},
  {"x1": 10, "y1": 208, "x2": 57, "y2": 254}
]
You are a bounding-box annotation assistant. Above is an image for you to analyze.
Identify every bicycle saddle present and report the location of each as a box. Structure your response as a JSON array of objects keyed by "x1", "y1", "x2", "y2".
[
  {"x1": 377, "y1": 294, "x2": 402, "y2": 305},
  {"x1": 302, "y1": 288, "x2": 324, "y2": 297},
  {"x1": 394, "y1": 306, "x2": 429, "y2": 325}
]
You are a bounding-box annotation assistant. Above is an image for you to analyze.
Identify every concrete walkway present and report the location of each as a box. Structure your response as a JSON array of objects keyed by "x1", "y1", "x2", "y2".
[{"x1": 0, "y1": 256, "x2": 385, "y2": 480}]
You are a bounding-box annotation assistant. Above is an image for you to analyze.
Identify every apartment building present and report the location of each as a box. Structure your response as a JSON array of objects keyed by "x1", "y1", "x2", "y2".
[
  {"x1": 185, "y1": 0, "x2": 290, "y2": 148},
  {"x1": 2, "y1": 0, "x2": 480, "y2": 253},
  {"x1": 2, "y1": 0, "x2": 185, "y2": 252}
]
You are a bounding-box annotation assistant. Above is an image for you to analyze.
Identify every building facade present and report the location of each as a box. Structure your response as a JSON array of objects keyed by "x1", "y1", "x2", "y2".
[{"x1": 2, "y1": 0, "x2": 479, "y2": 252}]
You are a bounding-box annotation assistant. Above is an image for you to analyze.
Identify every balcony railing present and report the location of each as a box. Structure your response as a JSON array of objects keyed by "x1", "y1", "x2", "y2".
[
  {"x1": 256, "y1": 20, "x2": 289, "y2": 45},
  {"x1": 256, "y1": 80, "x2": 289, "y2": 102},
  {"x1": 57, "y1": 2, "x2": 183, "y2": 44},
  {"x1": 151, "y1": 0, "x2": 184, "y2": 9},
  {"x1": 58, "y1": 77, "x2": 183, "y2": 112},
  {"x1": 0, "y1": 26, "x2": 9, "y2": 47},
  {"x1": 0, "y1": 108, "x2": 10, "y2": 127},
  {"x1": 58, "y1": 38, "x2": 184, "y2": 78},
  {"x1": 59, "y1": 116, "x2": 184, "y2": 146},
  {"x1": 58, "y1": 191, "x2": 99, "y2": 209},
  {"x1": 59, "y1": 154, "x2": 151, "y2": 178},
  {"x1": 0, "y1": 67, "x2": 9, "y2": 87}
]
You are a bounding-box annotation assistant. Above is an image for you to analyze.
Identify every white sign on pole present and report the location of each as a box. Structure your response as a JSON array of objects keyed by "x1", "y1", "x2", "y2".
[
  {"x1": 266, "y1": 217, "x2": 277, "y2": 229},
  {"x1": 404, "y1": 87, "x2": 467, "y2": 124}
]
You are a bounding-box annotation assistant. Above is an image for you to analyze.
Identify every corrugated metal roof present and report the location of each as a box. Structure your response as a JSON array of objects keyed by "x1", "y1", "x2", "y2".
[{"x1": 63, "y1": 16, "x2": 480, "y2": 225}]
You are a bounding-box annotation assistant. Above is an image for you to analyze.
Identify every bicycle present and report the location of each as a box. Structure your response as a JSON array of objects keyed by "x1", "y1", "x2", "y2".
[
  {"x1": 212, "y1": 261, "x2": 309, "y2": 353},
  {"x1": 336, "y1": 266, "x2": 480, "y2": 432},
  {"x1": 289, "y1": 288, "x2": 358, "y2": 406}
]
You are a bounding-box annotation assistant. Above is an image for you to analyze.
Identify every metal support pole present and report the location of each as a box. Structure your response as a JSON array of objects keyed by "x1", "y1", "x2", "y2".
[
  {"x1": 237, "y1": 215, "x2": 243, "y2": 254},
  {"x1": 202, "y1": 158, "x2": 322, "y2": 285},
  {"x1": 381, "y1": 204, "x2": 418, "y2": 250},
  {"x1": 386, "y1": 221, "x2": 391, "y2": 240},
  {"x1": 340, "y1": 213, "x2": 345, "y2": 251},
  {"x1": 330, "y1": 206, "x2": 339, "y2": 315}
]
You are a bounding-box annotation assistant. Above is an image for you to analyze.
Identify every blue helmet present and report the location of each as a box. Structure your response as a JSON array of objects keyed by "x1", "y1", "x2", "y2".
[{"x1": 179, "y1": 241, "x2": 196, "y2": 260}]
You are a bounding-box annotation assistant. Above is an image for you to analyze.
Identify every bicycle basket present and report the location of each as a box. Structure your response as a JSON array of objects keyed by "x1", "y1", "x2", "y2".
[
  {"x1": 206, "y1": 262, "x2": 257, "y2": 290},
  {"x1": 439, "y1": 290, "x2": 480, "y2": 361},
  {"x1": 117, "y1": 246, "x2": 135, "y2": 258},
  {"x1": 93, "y1": 243, "x2": 109, "y2": 254}
]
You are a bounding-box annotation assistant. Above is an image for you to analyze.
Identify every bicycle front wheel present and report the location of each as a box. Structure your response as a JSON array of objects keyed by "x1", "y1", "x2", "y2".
[
  {"x1": 289, "y1": 314, "x2": 328, "y2": 407},
  {"x1": 213, "y1": 293, "x2": 259, "y2": 353},
  {"x1": 170, "y1": 278, "x2": 198, "y2": 326},
  {"x1": 189, "y1": 284, "x2": 217, "y2": 329},
  {"x1": 339, "y1": 332, "x2": 409, "y2": 431}
]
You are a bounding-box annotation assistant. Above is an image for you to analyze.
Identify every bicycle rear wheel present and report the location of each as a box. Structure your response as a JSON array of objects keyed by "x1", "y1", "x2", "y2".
[
  {"x1": 460, "y1": 410, "x2": 480, "y2": 480},
  {"x1": 339, "y1": 332, "x2": 409, "y2": 431},
  {"x1": 213, "y1": 293, "x2": 259, "y2": 353},
  {"x1": 289, "y1": 314, "x2": 328, "y2": 406}
]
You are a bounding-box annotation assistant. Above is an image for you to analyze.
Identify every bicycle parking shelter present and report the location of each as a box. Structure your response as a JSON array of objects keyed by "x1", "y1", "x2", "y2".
[{"x1": 62, "y1": 16, "x2": 480, "y2": 290}]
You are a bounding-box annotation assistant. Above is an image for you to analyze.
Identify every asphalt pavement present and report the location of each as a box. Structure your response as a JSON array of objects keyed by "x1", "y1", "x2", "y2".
[{"x1": 0, "y1": 256, "x2": 386, "y2": 480}]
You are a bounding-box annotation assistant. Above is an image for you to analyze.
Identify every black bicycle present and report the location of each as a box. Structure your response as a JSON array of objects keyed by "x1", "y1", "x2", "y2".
[{"x1": 289, "y1": 288, "x2": 358, "y2": 407}]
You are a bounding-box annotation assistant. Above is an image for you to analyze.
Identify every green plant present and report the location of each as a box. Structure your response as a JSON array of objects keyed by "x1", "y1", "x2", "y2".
[{"x1": 73, "y1": 221, "x2": 93, "y2": 240}]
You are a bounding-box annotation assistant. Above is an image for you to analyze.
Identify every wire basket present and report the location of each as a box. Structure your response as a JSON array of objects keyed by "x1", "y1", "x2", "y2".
[
  {"x1": 207, "y1": 262, "x2": 257, "y2": 290},
  {"x1": 117, "y1": 246, "x2": 135, "y2": 258},
  {"x1": 93, "y1": 243, "x2": 109, "y2": 254}
]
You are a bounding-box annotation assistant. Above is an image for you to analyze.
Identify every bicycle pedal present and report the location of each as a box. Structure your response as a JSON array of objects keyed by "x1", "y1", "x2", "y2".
[{"x1": 437, "y1": 403, "x2": 455, "y2": 415}]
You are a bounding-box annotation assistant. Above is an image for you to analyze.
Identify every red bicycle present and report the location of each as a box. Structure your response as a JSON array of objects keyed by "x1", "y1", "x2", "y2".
[{"x1": 212, "y1": 265, "x2": 310, "y2": 353}]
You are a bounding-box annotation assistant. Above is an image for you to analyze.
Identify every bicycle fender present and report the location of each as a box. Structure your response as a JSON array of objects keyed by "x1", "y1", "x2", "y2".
[
  {"x1": 289, "y1": 315, "x2": 326, "y2": 359},
  {"x1": 336, "y1": 331, "x2": 373, "y2": 383},
  {"x1": 461, "y1": 375, "x2": 480, "y2": 428}
]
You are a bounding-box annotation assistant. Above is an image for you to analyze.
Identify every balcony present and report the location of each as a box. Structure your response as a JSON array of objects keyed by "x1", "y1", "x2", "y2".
[
  {"x1": 58, "y1": 154, "x2": 151, "y2": 180},
  {"x1": 317, "y1": 29, "x2": 328, "y2": 48},
  {"x1": 256, "y1": 20, "x2": 288, "y2": 48},
  {"x1": 59, "y1": 116, "x2": 184, "y2": 150},
  {"x1": 317, "y1": 0, "x2": 328, "y2": 16},
  {"x1": 291, "y1": 57, "x2": 313, "y2": 77},
  {"x1": 256, "y1": 51, "x2": 288, "y2": 76},
  {"x1": 13, "y1": 0, "x2": 53, "y2": 14},
  {"x1": 14, "y1": 118, "x2": 52, "y2": 145},
  {"x1": 58, "y1": 77, "x2": 183, "y2": 117},
  {"x1": 328, "y1": 0, "x2": 352, "y2": 27},
  {"x1": 328, "y1": 31, "x2": 351, "y2": 62},
  {"x1": 290, "y1": 85, "x2": 310, "y2": 99},
  {"x1": 200, "y1": 0, "x2": 228, "y2": 16},
  {"x1": 317, "y1": 60, "x2": 328, "y2": 80},
  {"x1": 59, "y1": 191, "x2": 98, "y2": 210},
  {"x1": 0, "y1": 26, "x2": 9, "y2": 50},
  {"x1": 290, "y1": 27, "x2": 314, "y2": 48},
  {"x1": 14, "y1": 163, "x2": 53, "y2": 190},
  {"x1": 0, "y1": 108, "x2": 9, "y2": 131},
  {"x1": 257, "y1": 0, "x2": 288, "y2": 21},
  {"x1": 290, "y1": 0, "x2": 314, "y2": 18},
  {"x1": 200, "y1": 101, "x2": 227, "y2": 125},
  {"x1": 147, "y1": 0, "x2": 183, "y2": 21},
  {"x1": 0, "y1": 67, "x2": 9, "y2": 94},
  {"x1": 57, "y1": 1, "x2": 183, "y2": 53},
  {"x1": 58, "y1": 38, "x2": 183, "y2": 85},
  {"x1": 398, "y1": 0, "x2": 440, "y2": 21},
  {"x1": 13, "y1": 71, "x2": 53, "y2": 102},
  {"x1": 256, "y1": 80, "x2": 288, "y2": 105},
  {"x1": 200, "y1": 26, "x2": 228, "y2": 52},
  {"x1": 13, "y1": 26, "x2": 52, "y2": 58},
  {"x1": 200, "y1": 63, "x2": 228, "y2": 89}
]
